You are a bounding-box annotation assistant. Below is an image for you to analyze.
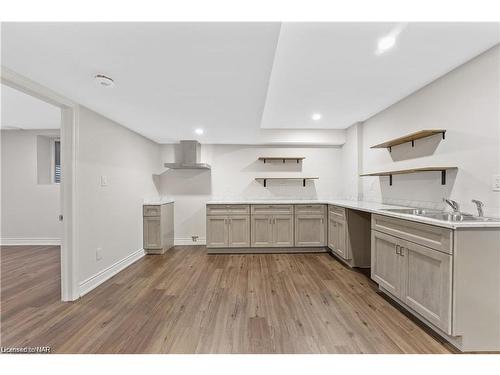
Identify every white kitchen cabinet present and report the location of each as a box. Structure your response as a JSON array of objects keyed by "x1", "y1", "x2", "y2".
[
  {"x1": 206, "y1": 205, "x2": 250, "y2": 248},
  {"x1": 371, "y1": 216, "x2": 453, "y2": 334},
  {"x1": 371, "y1": 230, "x2": 403, "y2": 298},
  {"x1": 402, "y1": 240, "x2": 452, "y2": 333},
  {"x1": 207, "y1": 212, "x2": 250, "y2": 248},
  {"x1": 251, "y1": 215, "x2": 273, "y2": 247},
  {"x1": 143, "y1": 216, "x2": 162, "y2": 249},
  {"x1": 273, "y1": 215, "x2": 294, "y2": 247},
  {"x1": 143, "y1": 202, "x2": 174, "y2": 254},
  {"x1": 206, "y1": 215, "x2": 229, "y2": 248},
  {"x1": 294, "y1": 205, "x2": 326, "y2": 247},
  {"x1": 251, "y1": 213, "x2": 294, "y2": 247},
  {"x1": 227, "y1": 215, "x2": 250, "y2": 247},
  {"x1": 328, "y1": 215, "x2": 348, "y2": 259}
]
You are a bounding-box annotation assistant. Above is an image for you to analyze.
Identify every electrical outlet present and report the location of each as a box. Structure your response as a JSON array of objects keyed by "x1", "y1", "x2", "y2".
[
  {"x1": 492, "y1": 174, "x2": 500, "y2": 192},
  {"x1": 191, "y1": 235, "x2": 199, "y2": 242},
  {"x1": 100, "y1": 175, "x2": 108, "y2": 187},
  {"x1": 96, "y1": 247, "x2": 103, "y2": 261}
]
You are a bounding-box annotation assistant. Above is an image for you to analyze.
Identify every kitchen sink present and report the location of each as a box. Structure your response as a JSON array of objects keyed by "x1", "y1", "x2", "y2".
[
  {"x1": 381, "y1": 207, "x2": 500, "y2": 222},
  {"x1": 422, "y1": 213, "x2": 498, "y2": 222},
  {"x1": 381, "y1": 208, "x2": 440, "y2": 215}
]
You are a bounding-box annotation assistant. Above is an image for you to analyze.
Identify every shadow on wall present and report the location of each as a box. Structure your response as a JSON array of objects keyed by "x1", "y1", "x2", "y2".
[
  {"x1": 241, "y1": 159, "x2": 303, "y2": 173},
  {"x1": 378, "y1": 169, "x2": 457, "y2": 208},
  {"x1": 389, "y1": 133, "x2": 444, "y2": 162},
  {"x1": 156, "y1": 169, "x2": 212, "y2": 195},
  {"x1": 241, "y1": 179, "x2": 319, "y2": 200}
]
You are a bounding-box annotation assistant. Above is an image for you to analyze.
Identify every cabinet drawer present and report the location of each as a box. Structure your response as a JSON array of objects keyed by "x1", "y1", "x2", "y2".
[
  {"x1": 372, "y1": 214, "x2": 453, "y2": 254},
  {"x1": 294, "y1": 204, "x2": 326, "y2": 215},
  {"x1": 207, "y1": 204, "x2": 250, "y2": 215},
  {"x1": 251, "y1": 204, "x2": 293, "y2": 215},
  {"x1": 143, "y1": 205, "x2": 161, "y2": 217},
  {"x1": 328, "y1": 205, "x2": 346, "y2": 220}
]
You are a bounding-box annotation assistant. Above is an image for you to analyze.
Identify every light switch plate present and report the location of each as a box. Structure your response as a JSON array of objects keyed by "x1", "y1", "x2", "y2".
[
  {"x1": 493, "y1": 174, "x2": 500, "y2": 192},
  {"x1": 100, "y1": 175, "x2": 108, "y2": 187},
  {"x1": 96, "y1": 248, "x2": 102, "y2": 261}
]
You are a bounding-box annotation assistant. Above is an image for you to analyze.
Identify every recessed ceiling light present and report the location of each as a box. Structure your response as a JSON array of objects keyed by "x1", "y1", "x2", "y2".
[
  {"x1": 376, "y1": 35, "x2": 396, "y2": 55},
  {"x1": 375, "y1": 23, "x2": 407, "y2": 56},
  {"x1": 94, "y1": 74, "x2": 114, "y2": 88},
  {"x1": 195, "y1": 128, "x2": 204, "y2": 135},
  {"x1": 312, "y1": 113, "x2": 322, "y2": 121}
]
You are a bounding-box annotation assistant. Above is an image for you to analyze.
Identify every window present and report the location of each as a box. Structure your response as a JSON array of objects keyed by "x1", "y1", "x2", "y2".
[{"x1": 54, "y1": 140, "x2": 61, "y2": 183}]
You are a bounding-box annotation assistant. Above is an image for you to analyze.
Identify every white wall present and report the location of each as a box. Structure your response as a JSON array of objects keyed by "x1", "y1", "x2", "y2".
[
  {"x1": 340, "y1": 122, "x2": 363, "y2": 201},
  {"x1": 159, "y1": 144, "x2": 343, "y2": 244},
  {"x1": 353, "y1": 45, "x2": 500, "y2": 217},
  {"x1": 1, "y1": 129, "x2": 61, "y2": 244},
  {"x1": 77, "y1": 106, "x2": 161, "y2": 283}
]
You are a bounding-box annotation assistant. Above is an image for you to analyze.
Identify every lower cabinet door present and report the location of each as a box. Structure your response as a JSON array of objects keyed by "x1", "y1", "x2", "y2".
[
  {"x1": 371, "y1": 230, "x2": 402, "y2": 299},
  {"x1": 294, "y1": 214, "x2": 326, "y2": 247},
  {"x1": 206, "y1": 215, "x2": 228, "y2": 248},
  {"x1": 228, "y1": 215, "x2": 250, "y2": 247},
  {"x1": 251, "y1": 215, "x2": 273, "y2": 247},
  {"x1": 144, "y1": 216, "x2": 162, "y2": 249},
  {"x1": 328, "y1": 217, "x2": 336, "y2": 251},
  {"x1": 273, "y1": 215, "x2": 294, "y2": 247},
  {"x1": 329, "y1": 217, "x2": 349, "y2": 259},
  {"x1": 401, "y1": 241, "x2": 452, "y2": 334}
]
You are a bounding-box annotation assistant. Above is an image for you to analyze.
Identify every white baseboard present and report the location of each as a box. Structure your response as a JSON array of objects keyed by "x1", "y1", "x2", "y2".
[
  {"x1": 174, "y1": 237, "x2": 206, "y2": 246},
  {"x1": 0, "y1": 237, "x2": 61, "y2": 246},
  {"x1": 79, "y1": 248, "x2": 145, "y2": 297}
]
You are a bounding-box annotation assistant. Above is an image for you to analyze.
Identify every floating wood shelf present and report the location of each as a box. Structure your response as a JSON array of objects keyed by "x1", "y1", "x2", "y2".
[
  {"x1": 258, "y1": 157, "x2": 306, "y2": 163},
  {"x1": 255, "y1": 177, "x2": 318, "y2": 187},
  {"x1": 371, "y1": 129, "x2": 446, "y2": 152},
  {"x1": 360, "y1": 167, "x2": 457, "y2": 186}
]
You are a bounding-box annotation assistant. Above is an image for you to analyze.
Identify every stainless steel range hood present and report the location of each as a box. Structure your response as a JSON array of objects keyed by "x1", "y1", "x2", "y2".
[{"x1": 164, "y1": 140, "x2": 211, "y2": 170}]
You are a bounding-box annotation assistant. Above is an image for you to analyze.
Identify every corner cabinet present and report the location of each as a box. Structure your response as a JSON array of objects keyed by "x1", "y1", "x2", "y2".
[
  {"x1": 206, "y1": 205, "x2": 250, "y2": 248},
  {"x1": 371, "y1": 215, "x2": 452, "y2": 334}
]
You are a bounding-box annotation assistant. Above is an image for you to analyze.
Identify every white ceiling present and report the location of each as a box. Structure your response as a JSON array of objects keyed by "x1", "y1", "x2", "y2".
[
  {"x1": 1, "y1": 84, "x2": 61, "y2": 129},
  {"x1": 262, "y1": 23, "x2": 499, "y2": 129},
  {"x1": 1, "y1": 22, "x2": 498, "y2": 143}
]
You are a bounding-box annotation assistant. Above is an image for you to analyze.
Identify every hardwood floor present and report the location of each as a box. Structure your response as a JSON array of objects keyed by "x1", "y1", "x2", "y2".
[{"x1": 1, "y1": 245, "x2": 455, "y2": 354}]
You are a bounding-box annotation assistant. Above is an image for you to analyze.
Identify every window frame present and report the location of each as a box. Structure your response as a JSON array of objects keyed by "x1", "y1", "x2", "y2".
[{"x1": 50, "y1": 137, "x2": 61, "y2": 184}]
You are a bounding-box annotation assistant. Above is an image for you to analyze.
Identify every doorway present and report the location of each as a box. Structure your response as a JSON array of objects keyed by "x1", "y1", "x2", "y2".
[{"x1": 1, "y1": 67, "x2": 79, "y2": 301}]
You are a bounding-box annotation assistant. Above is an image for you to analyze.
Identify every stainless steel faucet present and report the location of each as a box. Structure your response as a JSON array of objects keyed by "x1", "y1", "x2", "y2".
[
  {"x1": 443, "y1": 198, "x2": 460, "y2": 213},
  {"x1": 472, "y1": 199, "x2": 484, "y2": 217}
]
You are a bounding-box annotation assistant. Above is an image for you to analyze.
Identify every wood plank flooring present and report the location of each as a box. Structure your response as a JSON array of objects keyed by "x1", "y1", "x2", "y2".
[{"x1": 0, "y1": 245, "x2": 455, "y2": 353}]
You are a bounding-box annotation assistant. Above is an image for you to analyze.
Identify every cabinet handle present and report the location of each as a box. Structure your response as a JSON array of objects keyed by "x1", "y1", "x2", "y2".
[
  {"x1": 400, "y1": 247, "x2": 405, "y2": 256},
  {"x1": 395, "y1": 244, "x2": 400, "y2": 255}
]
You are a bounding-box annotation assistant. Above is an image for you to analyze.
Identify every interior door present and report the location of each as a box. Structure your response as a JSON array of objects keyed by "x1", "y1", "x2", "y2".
[
  {"x1": 371, "y1": 230, "x2": 403, "y2": 299},
  {"x1": 401, "y1": 240, "x2": 453, "y2": 333},
  {"x1": 206, "y1": 215, "x2": 228, "y2": 248},
  {"x1": 251, "y1": 215, "x2": 273, "y2": 247},
  {"x1": 228, "y1": 215, "x2": 250, "y2": 247},
  {"x1": 273, "y1": 215, "x2": 294, "y2": 247}
]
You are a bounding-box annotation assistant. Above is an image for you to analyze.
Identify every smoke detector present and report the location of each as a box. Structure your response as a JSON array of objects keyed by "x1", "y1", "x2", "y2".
[{"x1": 94, "y1": 74, "x2": 115, "y2": 88}]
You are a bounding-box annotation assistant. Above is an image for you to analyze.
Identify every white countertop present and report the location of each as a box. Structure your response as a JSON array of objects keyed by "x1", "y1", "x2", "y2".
[{"x1": 206, "y1": 199, "x2": 500, "y2": 229}]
